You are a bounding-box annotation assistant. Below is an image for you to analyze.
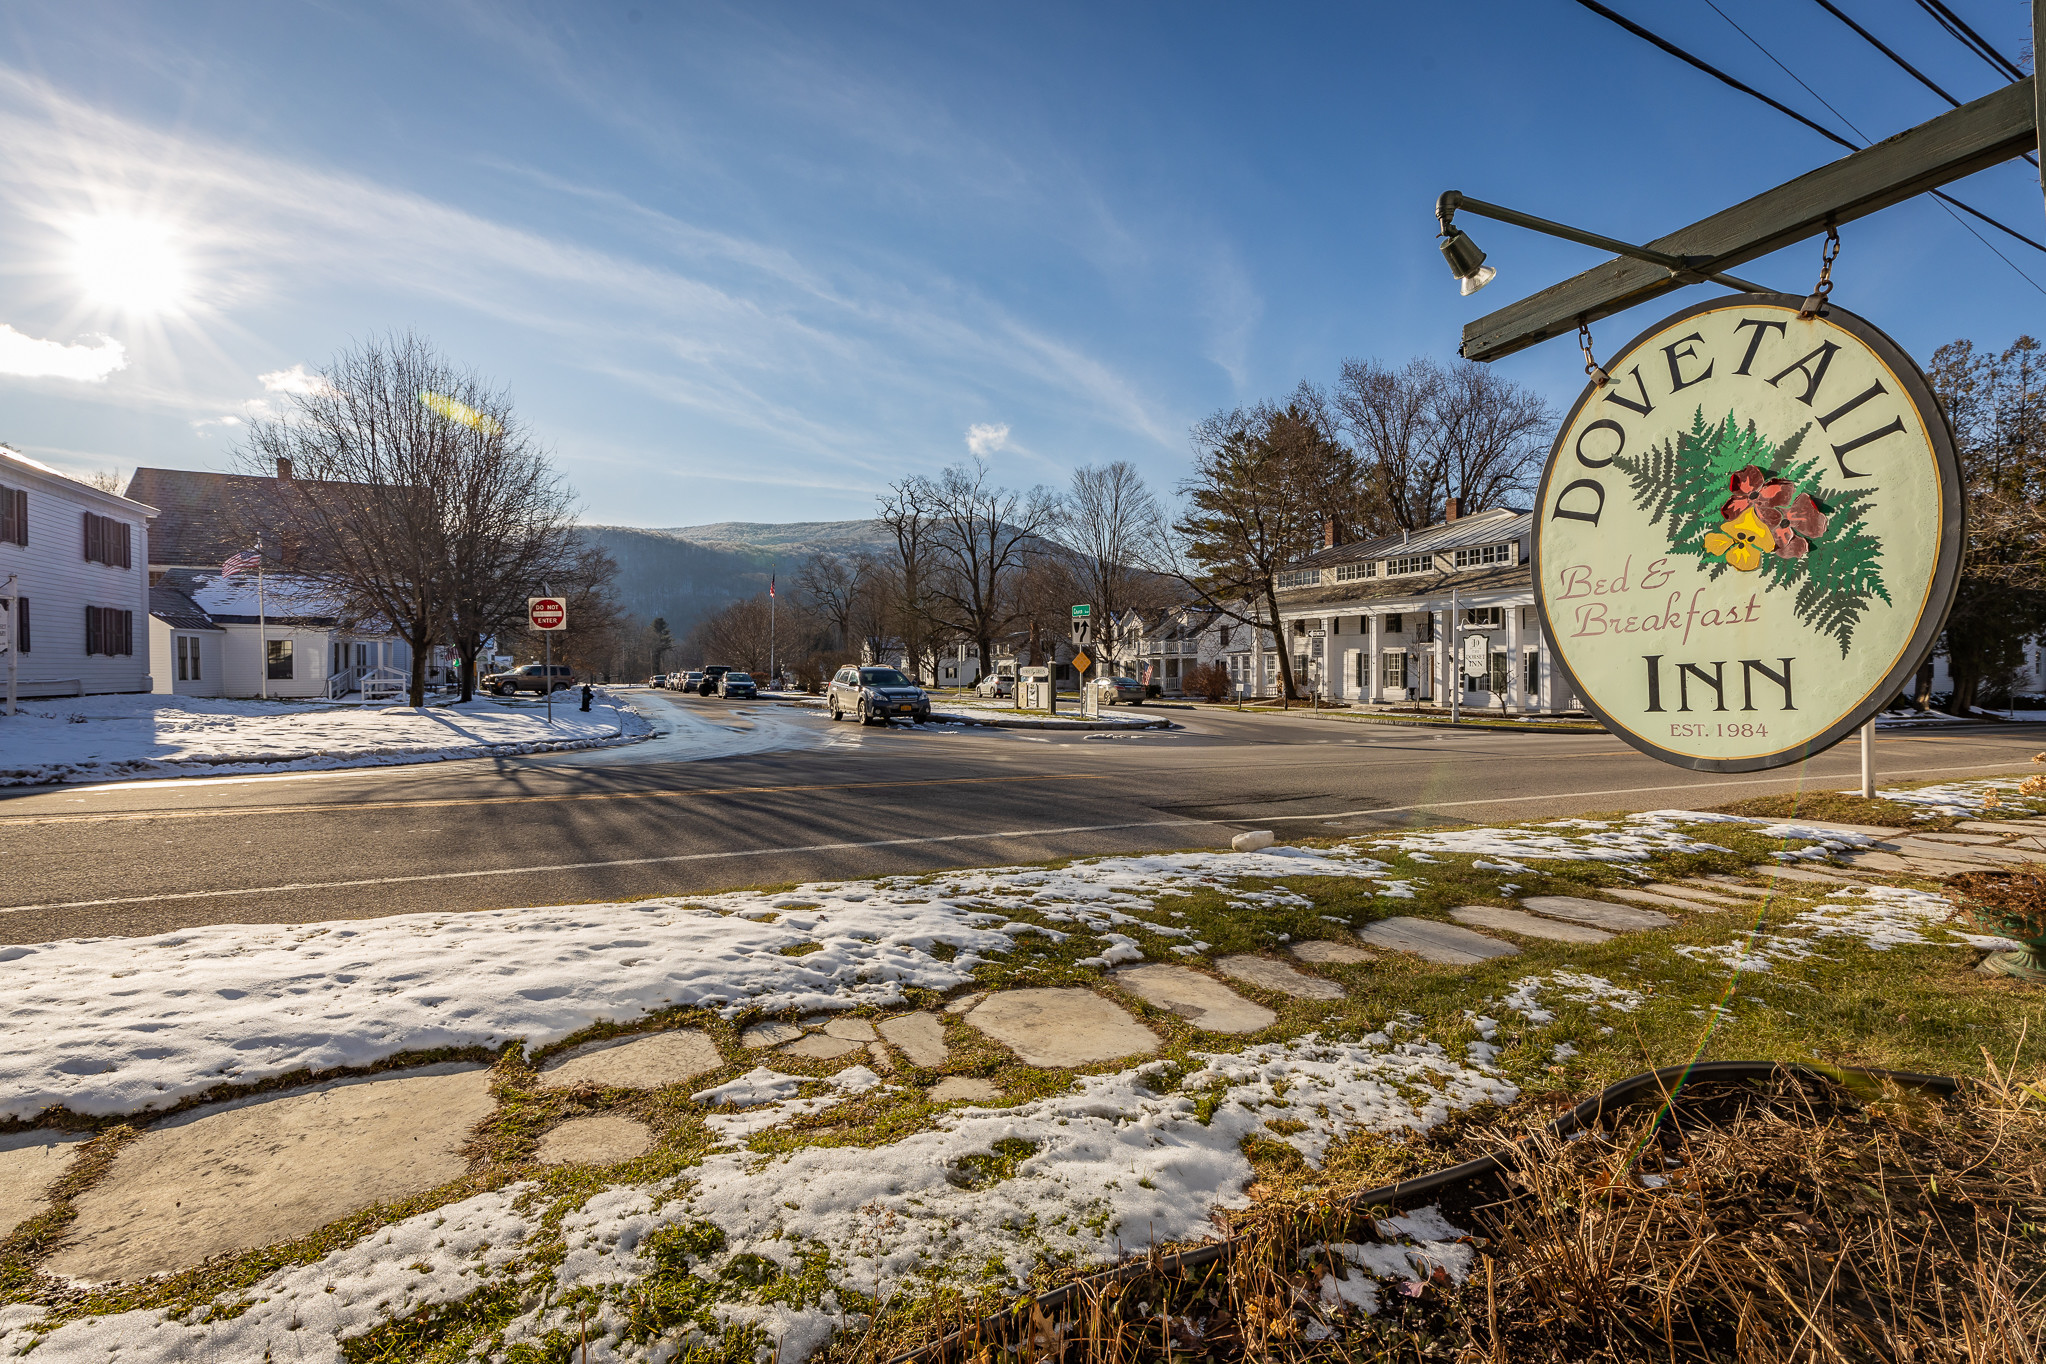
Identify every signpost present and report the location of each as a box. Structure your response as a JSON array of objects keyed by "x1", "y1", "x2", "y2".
[
  {"x1": 1532, "y1": 296, "x2": 1961, "y2": 772},
  {"x1": 1071, "y1": 605, "x2": 1095, "y2": 717},
  {"x1": 529, "y1": 596, "x2": 567, "y2": 725}
]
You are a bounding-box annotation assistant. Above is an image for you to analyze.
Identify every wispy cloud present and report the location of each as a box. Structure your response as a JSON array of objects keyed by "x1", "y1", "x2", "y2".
[
  {"x1": 257, "y1": 364, "x2": 330, "y2": 396},
  {"x1": 966, "y1": 422, "x2": 1010, "y2": 455},
  {"x1": 0, "y1": 322, "x2": 126, "y2": 380}
]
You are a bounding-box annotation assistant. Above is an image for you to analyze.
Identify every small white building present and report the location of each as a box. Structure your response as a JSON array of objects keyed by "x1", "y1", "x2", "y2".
[
  {"x1": 0, "y1": 445, "x2": 156, "y2": 699},
  {"x1": 1271, "y1": 506, "x2": 1579, "y2": 714},
  {"x1": 129, "y1": 465, "x2": 414, "y2": 700}
]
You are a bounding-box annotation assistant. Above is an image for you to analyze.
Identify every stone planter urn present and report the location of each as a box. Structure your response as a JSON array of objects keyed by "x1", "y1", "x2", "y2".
[{"x1": 1948, "y1": 869, "x2": 2046, "y2": 982}]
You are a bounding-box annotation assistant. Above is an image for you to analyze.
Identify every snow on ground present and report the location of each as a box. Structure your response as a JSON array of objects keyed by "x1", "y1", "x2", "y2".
[
  {"x1": 1370, "y1": 809, "x2": 1743, "y2": 870},
  {"x1": 0, "y1": 846, "x2": 1405, "y2": 1122},
  {"x1": 1673, "y1": 883, "x2": 2017, "y2": 972},
  {"x1": 1857, "y1": 777, "x2": 2045, "y2": 818},
  {"x1": 0, "y1": 689, "x2": 653, "y2": 786},
  {"x1": 3, "y1": 1033, "x2": 1512, "y2": 1364}
]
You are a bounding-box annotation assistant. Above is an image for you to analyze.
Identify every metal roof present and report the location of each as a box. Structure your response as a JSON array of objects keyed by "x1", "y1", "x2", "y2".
[{"x1": 1286, "y1": 507, "x2": 1530, "y2": 570}]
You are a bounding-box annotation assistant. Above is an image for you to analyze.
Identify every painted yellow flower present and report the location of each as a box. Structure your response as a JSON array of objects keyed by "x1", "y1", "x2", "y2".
[{"x1": 1703, "y1": 506, "x2": 1776, "y2": 571}]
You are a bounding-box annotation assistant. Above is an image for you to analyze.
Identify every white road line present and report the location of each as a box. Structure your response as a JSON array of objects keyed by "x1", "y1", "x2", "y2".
[
  {"x1": 1230, "y1": 760, "x2": 2036, "y2": 823},
  {"x1": 1, "y1": 818, "x2": 1218, "y2": 914}
]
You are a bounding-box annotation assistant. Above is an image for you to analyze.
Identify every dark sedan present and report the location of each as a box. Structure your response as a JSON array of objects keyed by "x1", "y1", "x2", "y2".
[{"x1": 717, "y1": 671, "x2": 758, "y2": 699}]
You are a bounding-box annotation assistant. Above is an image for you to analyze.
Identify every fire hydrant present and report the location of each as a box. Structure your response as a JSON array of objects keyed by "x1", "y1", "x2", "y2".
[{"x1": 579, "y1": 683, "x2": 593, "y2": 712}]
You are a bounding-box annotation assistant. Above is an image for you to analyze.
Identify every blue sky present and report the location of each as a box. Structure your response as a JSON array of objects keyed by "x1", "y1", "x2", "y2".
[{"x1": 0, "y1": 1, "x2": 2039, "y2": 527}]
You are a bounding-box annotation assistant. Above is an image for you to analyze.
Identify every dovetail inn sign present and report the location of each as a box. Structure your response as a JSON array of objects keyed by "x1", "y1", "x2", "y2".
[{"x1": 1534, "y1": 295, "x2": 1962, "y2": 773}]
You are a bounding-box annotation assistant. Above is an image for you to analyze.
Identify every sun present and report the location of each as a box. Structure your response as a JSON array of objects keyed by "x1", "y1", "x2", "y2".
[{"x1": 68, "y1": 215, "x2": 189, "y2": 315}]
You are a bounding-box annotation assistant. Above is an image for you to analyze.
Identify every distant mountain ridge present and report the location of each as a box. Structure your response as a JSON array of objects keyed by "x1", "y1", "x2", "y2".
[{"x1": 648, "y1": 519, "x2": 897, "y2": 557}]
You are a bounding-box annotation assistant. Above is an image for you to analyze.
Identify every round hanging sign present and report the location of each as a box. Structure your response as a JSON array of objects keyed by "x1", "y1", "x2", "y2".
[{"x1": 1533, "y1": 294, "x2": 1962, "y2": 772}]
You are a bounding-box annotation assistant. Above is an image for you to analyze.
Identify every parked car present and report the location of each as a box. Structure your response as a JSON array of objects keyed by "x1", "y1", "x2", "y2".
[
  {"x1": 681, "y1": 670, "x2": 706, "y2": 693},
  {"x1": 646, "y1": 674, "x2": 664, "y2": 689},
  {"x1": 485, "y1": 663, "x2": 575, "y2": 696},
  {"x1": 827, "y1": 665, "x2": 931, "y2": 724},
  {"x1": 974, "y1": 673, "x2": 1014, "y2": 698},
  {"x1": 1094, "y1": 675, "x2": 1146, "y2": 705},
  {"x1": 696, "y1": 665, "x2": 730, "y2": 696},
  {"x1": 717, "y1": 671, "x2": 758, "y2": 699}
]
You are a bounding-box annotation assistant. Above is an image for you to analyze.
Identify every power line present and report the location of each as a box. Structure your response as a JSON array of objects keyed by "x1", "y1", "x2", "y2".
[
  {"x1": 1913, "y1": 0, "x2": 2027, "y2": 82},
  {"x1": 1567, "y1": 0, "x2": 2046, "y2": 259},
  {"x1": 1807, "y1": 0, "x2": 2037, "y2": 169},
  {"x1": 1701, "y1": 0, "x2": 2045, "y2": 295}
]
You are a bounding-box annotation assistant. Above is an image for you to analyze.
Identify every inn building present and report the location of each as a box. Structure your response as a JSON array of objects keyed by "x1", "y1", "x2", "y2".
[{"x1": 1269, "y1": 504, "x2": 1582, "y2": 714}]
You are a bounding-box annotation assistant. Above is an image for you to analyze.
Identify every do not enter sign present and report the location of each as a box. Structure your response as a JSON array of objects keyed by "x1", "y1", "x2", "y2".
[{"x1": 528, "y1": 597, "x2": 567, "y2": 632}]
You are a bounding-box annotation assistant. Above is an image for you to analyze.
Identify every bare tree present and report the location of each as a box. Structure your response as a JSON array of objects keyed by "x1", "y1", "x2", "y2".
[
  {"x1": 1061, "y1": 461, "x2": 1163, "y2": 627},
  {"x1": 876, "y1": 477, "x2": 940, "y2": 678},
  {"x1": 920, "y1": 459, "x2": 1062, "y2": 678},
  {"x1": 237, "y1": 332, "x2": 462, "y2": 706},
  {"x1": 1160, "y1": 396, "x2": 1361, "y2": 699},
  {"x1": 794, "y1": 551, "x2": 872, "y2": 655},
  {"x1": 1334, "y1": 357, "x2": 1551, "y2": 528}
]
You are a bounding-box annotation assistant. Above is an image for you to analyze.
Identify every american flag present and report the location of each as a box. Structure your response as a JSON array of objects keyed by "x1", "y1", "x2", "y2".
[
  {"x1": 221, "y1": 550, "x2": 260, "y2": 578},
  {"x1": 768, "y1": 573, "x2": 775, "y2": 598}
]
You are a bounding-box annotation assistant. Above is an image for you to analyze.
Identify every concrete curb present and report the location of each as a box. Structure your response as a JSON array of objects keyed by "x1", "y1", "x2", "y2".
[{"x1": 926, "y1": 710, "x2": 1172, "y2": 732}]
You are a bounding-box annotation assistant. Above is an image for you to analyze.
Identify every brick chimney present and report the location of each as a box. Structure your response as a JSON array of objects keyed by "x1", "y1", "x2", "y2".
[
  {"x1": 276, "y1": 457, "x2": 294, "y2": 481},
  {"x1": 1322, "y1": 517, "x2": 1343, "y2": 550},
  {"x1": 1444, "y1": 496, "x2": 1460, "y2": 522}
]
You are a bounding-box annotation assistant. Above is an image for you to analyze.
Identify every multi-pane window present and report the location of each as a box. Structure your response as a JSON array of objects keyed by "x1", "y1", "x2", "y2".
[
  {"x1": 1488, "y1": 650, "x2": 1510, "y2": 695},
  {"x1": 0, "y1": 486, "x2": 24, "y2": 546},
  {"x1": 1277, "y1": 568, "x2": 1321, "y2": 588},
  {"x1": 83, "y1": 513, "x2": 132, "y2": 569},
  {"x1": 1333, "y1": 561, "x2": 1375, "y2": 582},
  {"x1": 1461, "y1": 607, "x2": 1503, "y2": 627},
  {"x1": 1524, "y1": 650, "x2": 1541, "y2": 697},
  {"x1": 1385, "y1": 554, "x2": 1432, "y2": 576},
  {"x1": 267, "y1": 639, "x2": 294, "y2": 680},
  {"x1": 1380, "y1": 651, "x2": 1407, "y2": 690},
  {"x1": 84, "y1": 606, "x2": 133, "y2": 656},
  {"x1": 1453, "y1": 541, "x2": 1516, "y2": 568},
  {"x1": 176, "y1": 635, "x2": 203, "y2": 681},
  {"x1": 1383, "y1": 613, "x2": 1403, "y2": 633}
]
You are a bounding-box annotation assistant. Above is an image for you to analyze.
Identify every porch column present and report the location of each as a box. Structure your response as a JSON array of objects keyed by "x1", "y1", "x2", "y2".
[
  {"x1": 1367, "y1": 613, "x2": 1379, "y2": 702},
  {"x1": 1505, "y1": 602, "x2": 1522, "y2": 712}
]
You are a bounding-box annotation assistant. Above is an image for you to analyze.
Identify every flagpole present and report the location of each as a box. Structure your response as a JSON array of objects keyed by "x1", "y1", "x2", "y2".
[
  {"x1": 257, "y1": 535, "x2": 269, "y2": 701},
  {"x1": 769, "y1": 567, "x2": 776, "y2": 690}
]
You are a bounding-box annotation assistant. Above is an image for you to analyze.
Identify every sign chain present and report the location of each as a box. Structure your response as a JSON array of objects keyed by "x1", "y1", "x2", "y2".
[
  {"x1": 1577, "y1": 321, "x2": 1611, "y2": 388},
  {"x1": 1799, "y1": 225, "x2": 1841, "y2": 318}
]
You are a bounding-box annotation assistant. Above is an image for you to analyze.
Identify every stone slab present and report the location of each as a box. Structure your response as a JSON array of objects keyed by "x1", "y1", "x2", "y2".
[
  {"x1": 822, "y1": 1017, "x2": 877, "y2": 1042},
  {"x1": 779, "y1": 1034, "x2": 861, "y2": 1060},
  {"x1": 1231, "y1": 830, "x2": 1276, "y2": 852},
  {"x1": 1216, "y1": 954, "x2": 1345, "y2": 1000},
  {"x1": 965, "y1": 989, "x2": 1159, "y2": 1067},
  {"x1": 1753, "y1": 864, "x2": 1867, "y2": 887},
  {"x1": 866, "y1": 1041, "x2": 895, "y2": 1073},
  {"x1": 1115, "y1": 964, "x2": 1278, "y2": 1033},
  {"x1": 1957, "y1": 820, "x2": 2046, "y2": 835},
  {"x1": 1289, "y1": 939, "x2": 1377, "y2": 965},
  {"x1": 1894, "y1": 838, "x2": 2045, "y2": 865},
  {"x1": 1603, "y1": 887, "x2": 1711, "y2": 912},
  {"x1": 540, "y1": 1030, "x2": 721, "y2": 1090},
  {"x1": 927, "y1": 1077, "x2": 1000, "y2": 1104},
  {"x1": 876, "y1": 1012, "x2": 948, "y2": 1067},
  {"x1": 0, "y1": 1131, "x2": 87, "y2": 1239},
  {"x1": 1840, "y1": 850, "x2": 1917, "y2": 872},
  {"x1": 741, "y1": 1022, "x2": 802, "y2": 1049},
  {"x1": 46, "y1": 1064, "x2": 495, "y2": 1283},
  {"x1": 1450, "y1": 905, "x2": 1612, "y2": 944},
  {"x1": 1767, "y1": 820, "x2": 1903, "y2": 838},
  {"x1": 1910, "y1": 831, "x2": 2007, "y2": 845},
  {"x1": 1641, "y1": 882, "x2": 1748, "y2": 907},
  {"x1": 535, "y1": 1115, "x2": 653, "y2": 1166},
  {"x1": 1357, "y1": 916, "x2": 1519, "y2": 964},
  {"x1": 942, "y1": 992, "x2": 986, "y2": 1015},
  {"x1": 1518, "y1": 896, "x2": 1674, "y2": 932}
]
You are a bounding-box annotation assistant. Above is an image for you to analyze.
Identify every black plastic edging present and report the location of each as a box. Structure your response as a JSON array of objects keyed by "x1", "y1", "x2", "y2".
[{"x1": 884, "y1": 1059, "x2": 1959, "y2": 1364}]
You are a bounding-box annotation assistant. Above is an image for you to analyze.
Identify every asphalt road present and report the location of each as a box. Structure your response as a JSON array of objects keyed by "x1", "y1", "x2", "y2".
[{"x1": 3, "y1": 691, "x2": 2039, "y2": 944}]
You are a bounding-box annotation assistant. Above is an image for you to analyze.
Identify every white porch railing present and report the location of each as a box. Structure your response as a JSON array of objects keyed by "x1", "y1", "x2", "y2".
[
  {"x1": 326, "y1": 664, "x2": 363, "y2": 700},
  {"x1": 360, "y1": 666, "x2": 407, "y2": 704}
]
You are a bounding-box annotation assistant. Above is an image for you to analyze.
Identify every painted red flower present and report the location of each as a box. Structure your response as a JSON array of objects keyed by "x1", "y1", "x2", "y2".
[
  {"x1": 1762, "y1": 491, "x2": 1830, "y2": 560},
  {"x1": 1721, "y1": 464, "x2": 1793, "y2": 522}
]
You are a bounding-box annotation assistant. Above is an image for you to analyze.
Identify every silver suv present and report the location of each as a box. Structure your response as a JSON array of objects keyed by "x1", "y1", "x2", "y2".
[
  {"x1": 827, "y1": 665, "x2": 931, "y2": 724},
  {"x1": 485, "y1": 663, "x2": 574, "y2": 695}
]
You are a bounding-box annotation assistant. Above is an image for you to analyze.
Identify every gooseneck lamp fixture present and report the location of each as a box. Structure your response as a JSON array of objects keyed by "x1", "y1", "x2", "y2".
[{"x1": 1435, "y1": 190, "x2": 1772, "y2": 298}]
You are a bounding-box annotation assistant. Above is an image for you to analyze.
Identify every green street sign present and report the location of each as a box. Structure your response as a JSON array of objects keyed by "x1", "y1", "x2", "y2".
[{"x1": 1071, "y1": 604, "x2": 1092, "y2": 617}]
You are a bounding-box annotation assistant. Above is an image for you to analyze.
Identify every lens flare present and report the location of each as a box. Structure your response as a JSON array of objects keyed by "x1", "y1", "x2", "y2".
[
  {"x1": 69, "y1": 215, "x2": 188, "y2": 314},
  {"x1": 418, "y1": 391, "x2": 503, "y2": 435}
]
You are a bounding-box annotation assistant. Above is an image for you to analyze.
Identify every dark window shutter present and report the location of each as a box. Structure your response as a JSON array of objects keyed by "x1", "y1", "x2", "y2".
[
  {"x1": 118, "y1": 521, "x2": 131, "y2": 570},
  {"x1": 17, "y1": 488, "x2": 25, "y2": 545},
  {"x1": 85, "y1": 605, "x2": 99, "y2": 656},
  {"x1": 119, "y1": 609, "x2": 133, "y2": 655},
  {"x1": 0, "y1": 485, "x2": 13, "y2": 543},
  {"x1": 83, "y1": 512, "x2": 95, "y2": 563}
]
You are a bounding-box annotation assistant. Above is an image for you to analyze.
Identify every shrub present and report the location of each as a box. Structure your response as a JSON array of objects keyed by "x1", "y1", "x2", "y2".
[{"x1": 1184, "y1": 661, "x2": 1233, "y2": 702}]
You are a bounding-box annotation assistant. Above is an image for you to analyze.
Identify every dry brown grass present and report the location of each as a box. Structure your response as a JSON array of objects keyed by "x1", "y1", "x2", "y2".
[{"x1": 871, "y1": 1066, "x2": 2046, "y2": 1364}]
